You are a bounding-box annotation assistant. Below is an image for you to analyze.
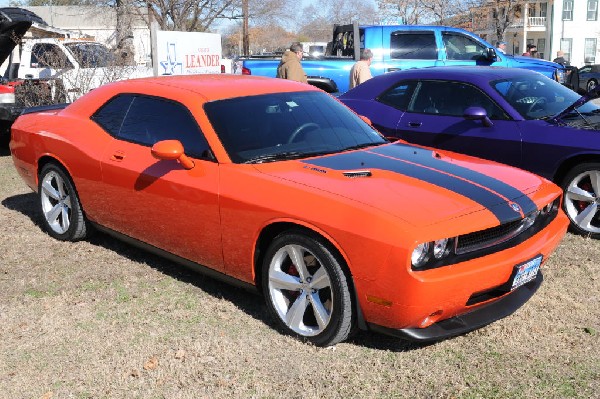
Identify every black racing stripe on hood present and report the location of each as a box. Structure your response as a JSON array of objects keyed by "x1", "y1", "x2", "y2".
[
  {"x1": 303, "y1": 150, "x2": 528, "y2": 223},
  {"x1": 371, "y1": 144, "x2": 538, "y2": 215}
]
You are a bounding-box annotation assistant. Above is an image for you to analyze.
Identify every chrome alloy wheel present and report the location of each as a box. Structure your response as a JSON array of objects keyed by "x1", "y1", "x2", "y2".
[
  {"x1": 564, "y1": 169, "x2": 600, "y2": 235},
  {"x1": 40, "y1": 170, "x2": 73, "y2": 235},
  {"x1": 267, "y1": 244, "x2": 333, "y2": 337}
]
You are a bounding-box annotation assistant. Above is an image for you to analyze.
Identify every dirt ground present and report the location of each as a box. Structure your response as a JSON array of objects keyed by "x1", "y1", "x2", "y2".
[{"x1": 1, "y1": 149, "x2": 599, "y2": 399}]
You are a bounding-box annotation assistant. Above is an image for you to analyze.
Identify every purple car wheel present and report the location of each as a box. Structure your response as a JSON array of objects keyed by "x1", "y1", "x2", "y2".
[{"x1": 562, "y1": 163, "x2": 600, "y2": 238}]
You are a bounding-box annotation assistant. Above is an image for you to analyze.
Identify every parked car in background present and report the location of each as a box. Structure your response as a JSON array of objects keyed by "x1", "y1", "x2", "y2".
[
  {"x1": 578, "y1": 64, "x2": 600, "y2": 93},
  {"x1": 340, "y1": 66, "x2": 600, "y2": 238},
  {"x1": 242, "y1": 23, "x2": 566, "y2": 94},
  {"x1": 10, "y1": 75, "x2": 567, "y2": 346}
]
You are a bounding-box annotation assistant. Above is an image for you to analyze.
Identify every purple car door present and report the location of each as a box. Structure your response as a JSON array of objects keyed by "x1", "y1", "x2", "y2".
[{"x1": 395, "y1": 80, "x2": 523, "y2": 167}]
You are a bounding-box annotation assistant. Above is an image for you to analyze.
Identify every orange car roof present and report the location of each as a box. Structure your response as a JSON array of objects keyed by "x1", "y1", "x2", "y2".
[{"x1": 112, "y1": 74, "x2": 319, "y2": 102}]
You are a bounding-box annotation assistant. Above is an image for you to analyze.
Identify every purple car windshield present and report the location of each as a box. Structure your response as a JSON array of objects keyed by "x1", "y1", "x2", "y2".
[{"x1": 491, "y1": 75, "x2": 599, "y2": 121}]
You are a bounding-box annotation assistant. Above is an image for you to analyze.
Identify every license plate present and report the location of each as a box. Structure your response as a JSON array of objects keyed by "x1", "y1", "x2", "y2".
[{"x1": 511, "y1": 255, "x2": 542, "y2": 291}]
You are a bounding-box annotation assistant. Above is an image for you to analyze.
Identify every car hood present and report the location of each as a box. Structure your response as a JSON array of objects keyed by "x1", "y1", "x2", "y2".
[
  {"x1": 255, "y1": 143, "x2": 546, "y2": 228},
  {"x1": 509, "y1": 54, "x2": 562, "y2": 69},
  {"x1": 550, "y1": 84, "x2": 600, "y2": 123}
]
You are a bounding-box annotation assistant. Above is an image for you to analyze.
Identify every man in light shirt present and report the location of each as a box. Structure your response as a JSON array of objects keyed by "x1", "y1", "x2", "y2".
[{"x1": 349, "y1": 49, "x2": 373, "y2": 89}]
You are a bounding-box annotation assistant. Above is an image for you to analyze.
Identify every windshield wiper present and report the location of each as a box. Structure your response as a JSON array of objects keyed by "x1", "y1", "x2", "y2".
[
  {"x1": 341, "y1": 142, "x2": 383, "y2": 152},
  {"x1": 244, "y1": 151, "x2": 305, "y2": 164}
]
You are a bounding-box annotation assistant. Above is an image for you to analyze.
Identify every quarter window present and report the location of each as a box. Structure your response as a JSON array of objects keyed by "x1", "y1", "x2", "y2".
[
  {"x1": 377, "y1": 81, "x2": 418, "y2": 111},
  {"x1": 390, "y1": 32, "x2": 437, "y2": 60}
]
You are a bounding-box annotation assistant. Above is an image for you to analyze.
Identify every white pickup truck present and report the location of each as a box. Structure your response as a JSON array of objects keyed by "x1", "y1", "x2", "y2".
[{"x1": 0, "y1": 7, "x2": 150, "y2": 144}]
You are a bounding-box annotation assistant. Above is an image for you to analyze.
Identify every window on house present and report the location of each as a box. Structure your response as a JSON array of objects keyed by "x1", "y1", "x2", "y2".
[
  {"x1": 588, "y1": 0, "x2": 598, "y2": 20},
  {"x1": 537, "y1": 38, "x2": 546, "y2": 59},
  {"x1": 560, "y1": 38, "x2": 573, "y2": 61},
  {"x1": 584, "y1": 38, "x2": 597, "y2": 63},
  {"x1": 540, "y1": 2, "x2": 548, "y2": 18},
  {"x1": 529, "y1": 3, "x2": 537, "y2": 17},
  {"x1": 563, "y1": 0, "x2": 573, "y2": 20}
]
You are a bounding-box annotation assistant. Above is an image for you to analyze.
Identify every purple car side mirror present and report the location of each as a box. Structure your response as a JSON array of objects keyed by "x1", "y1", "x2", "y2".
[{"x1": 463, "y1": 106, "x2": 494, "y2": 127}]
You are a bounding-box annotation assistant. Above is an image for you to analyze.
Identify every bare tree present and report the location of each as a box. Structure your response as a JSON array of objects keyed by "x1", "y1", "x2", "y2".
[{"x1": 376, "y1": 0, "x2": 425, "y2": 25}]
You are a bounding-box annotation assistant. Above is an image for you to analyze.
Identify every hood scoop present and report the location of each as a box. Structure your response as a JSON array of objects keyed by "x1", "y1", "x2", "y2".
[{"x1": 343, "y1": 170, "x2": 372, "y2": 178}]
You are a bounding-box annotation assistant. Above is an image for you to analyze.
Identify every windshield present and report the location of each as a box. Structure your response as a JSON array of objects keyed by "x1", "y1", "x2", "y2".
[
  {"x1": 65, "y1": 42, "x2": 114, "y2": 68},
  {"x1": 491, "y1": 74, "x2": 599, "y2": 120},
  {"x1": 204, "y1": 91, "x2": 387, "y2": 163}
]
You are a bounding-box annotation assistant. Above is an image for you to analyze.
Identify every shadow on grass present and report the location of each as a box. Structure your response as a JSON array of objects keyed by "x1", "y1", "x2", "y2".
[{"x1": 3, "y1": 191, "x2": 426, "y2": 352}]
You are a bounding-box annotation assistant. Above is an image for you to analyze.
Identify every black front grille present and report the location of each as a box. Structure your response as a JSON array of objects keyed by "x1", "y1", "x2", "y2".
[{"x1": 456, "y1": 218, "x2": 526, "y2": 255}]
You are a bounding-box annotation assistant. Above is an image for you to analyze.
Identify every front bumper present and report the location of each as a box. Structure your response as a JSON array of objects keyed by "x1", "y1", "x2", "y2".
[{"x1": 368, "y1": 272, "x2": 542, "y2": 342}]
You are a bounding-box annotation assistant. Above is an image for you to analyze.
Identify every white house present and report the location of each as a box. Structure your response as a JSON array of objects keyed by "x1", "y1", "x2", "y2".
[
  {"x1": 471, "y1": 0, "x2": 599, "y2": 67},
  {"x1": 24, "y1": 6, "x2": 152, "y2": 66}
]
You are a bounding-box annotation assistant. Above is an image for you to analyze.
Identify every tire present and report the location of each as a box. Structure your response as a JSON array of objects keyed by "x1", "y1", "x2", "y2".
[
  {"x1": 560, "y1": 162, "x2": 600, "y2": 238},
  {"x1": 38, "y1": 163, "x2": 88, "y2": 241},
  {"x1": 262, "y1": 230, "x2": 354, "y2": 346},
  {"x1": 587, "y1": 79, "x2": 597, "y2": 93}
]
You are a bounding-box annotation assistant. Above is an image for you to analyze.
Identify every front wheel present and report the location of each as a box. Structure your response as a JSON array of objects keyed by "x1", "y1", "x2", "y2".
[
  {"x1": 262, "y1": 231, "x2": 354, "y2": 346},
  {"x1": 561, "y1": 163, "x2": 600, "y2": 238},
  {"x1": 38, "y1": 163, "x2": 89, "y2": 241}
]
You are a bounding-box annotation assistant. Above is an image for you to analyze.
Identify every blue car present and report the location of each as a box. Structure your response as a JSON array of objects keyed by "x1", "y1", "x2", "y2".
[
  {"x1": 340, "y1": 66, "x2": 600, "y2": 238},
  {"x1": 578, "y1": 64, "x2": 600, "y2": 93}
]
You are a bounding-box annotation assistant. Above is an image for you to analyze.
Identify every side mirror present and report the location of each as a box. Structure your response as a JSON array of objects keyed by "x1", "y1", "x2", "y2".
[
  {"x1": 485, "y1": 47, "x2": 498, "y2": 62},
  {"x1": 359, "y1": 115, "x2": 372, "y2": 126},
  {"x1": 464, "y1": 106, "x2": 494, "y2": 127},
  {"x1": 151, "y1": 139, "x2": 195, "y2": 169}
]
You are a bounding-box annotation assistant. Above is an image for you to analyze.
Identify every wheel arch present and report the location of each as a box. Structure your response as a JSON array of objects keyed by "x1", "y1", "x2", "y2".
[
  {"x1": 253, "y1": 220, "x2": 368, "y2": 330},
  {"x1": 37, "y1": 154, "x2": 72, "y2": 184},
  {"x1": 553, "y1": 154, "x2": 600, "y2": 186}
]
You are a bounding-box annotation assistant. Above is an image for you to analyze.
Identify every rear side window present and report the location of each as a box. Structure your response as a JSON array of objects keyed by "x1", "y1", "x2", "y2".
[
  {"x1": 377, "y1": 81, "x2": 418, "y2": 111},
  {"x1": 92, "y1": 94, "x2": 213, "y2": 160},
  {"x1": 31, "y1": 43, "x2": 73, "y2": 69},
  {"x1": 390, "y1": 32, "x2": 437, "y2": 60}
]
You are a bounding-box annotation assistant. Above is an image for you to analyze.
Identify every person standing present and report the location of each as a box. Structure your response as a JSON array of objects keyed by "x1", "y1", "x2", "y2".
[
  {"x1": 523, "y1": 43, "x2": 537, "y2": 57},
  {"x1": 349, "y1": 48, "x2": 373, "y2": 89},
  {"x1": 553, "y1": 50, "x2": 570, "y2": 66},
  {"x1": 276, "y1": 42, "x2": 307, "y2": 83},
  {"x1": 496, "y1": 41, "x2": 507, "y2": 54}
]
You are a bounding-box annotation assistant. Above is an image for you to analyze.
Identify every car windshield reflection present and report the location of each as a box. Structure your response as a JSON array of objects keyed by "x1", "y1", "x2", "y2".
[
  {"x1": 204, "y1": 91, "x2": 387, "y2": 163},
  {"x1": 491, "y1": 75, "x2": 600, "y2": 120}
]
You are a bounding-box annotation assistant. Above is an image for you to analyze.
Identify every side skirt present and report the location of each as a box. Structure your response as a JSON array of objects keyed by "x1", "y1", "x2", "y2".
[{"x1": 91, "y1": 223, "x2": 259, "y2": 294}]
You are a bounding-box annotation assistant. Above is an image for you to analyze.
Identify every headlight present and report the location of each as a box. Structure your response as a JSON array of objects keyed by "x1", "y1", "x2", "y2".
[
  {"x1": 411, "y1": 242, "x2": 430, "y2": 268},
  {"x1": 411, "y1": 238, "x2": 454, "y2": 269},
  {"x1": 433, "y1": 238, "x2": 451, "y2": 259},
  {"x1": 541, "y1": 198, "x2": 559, "y2": 215}
]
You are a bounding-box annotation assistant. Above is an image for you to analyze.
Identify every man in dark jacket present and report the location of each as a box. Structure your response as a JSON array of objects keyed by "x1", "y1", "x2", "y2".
[
  {"x1": 553, "y1": 50, "x2": 570, "y2": 66},
  {"x1": 276, "y1": 43, "x2": 308, "y2": 83}
]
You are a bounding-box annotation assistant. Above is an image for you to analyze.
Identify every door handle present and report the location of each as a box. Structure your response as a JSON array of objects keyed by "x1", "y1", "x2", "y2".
[
  {"x1": 387, "y1": 68, "x2": 401, "y2": 72},
  {"x1": 408, "y1": 122, "x2": 422, "y2": 127}
]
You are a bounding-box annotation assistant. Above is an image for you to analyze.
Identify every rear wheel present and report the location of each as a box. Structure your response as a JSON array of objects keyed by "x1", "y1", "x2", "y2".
[
  {"x1": 38, "y1": 163, "x2": 88, "y2": 241},
  {"x1": 262, "y1": 230, "x2": 354, "y2": 346},
  {"x1": 561, "y1": 163, "x2": 600, "y2": 238}
]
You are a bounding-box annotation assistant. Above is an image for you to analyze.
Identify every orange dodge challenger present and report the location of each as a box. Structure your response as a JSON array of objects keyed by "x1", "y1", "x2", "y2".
[{"x1": 10, "y1": 75, "x2": 568, "y2": 346}]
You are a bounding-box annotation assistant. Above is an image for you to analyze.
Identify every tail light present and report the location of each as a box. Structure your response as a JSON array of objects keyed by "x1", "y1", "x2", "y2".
[
  {"x1": 242, "y1": 67, "x2": 251, "y2": 75},
  {"x1": 0, "y1": 84, "x2": 15, "y2": 104}
]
